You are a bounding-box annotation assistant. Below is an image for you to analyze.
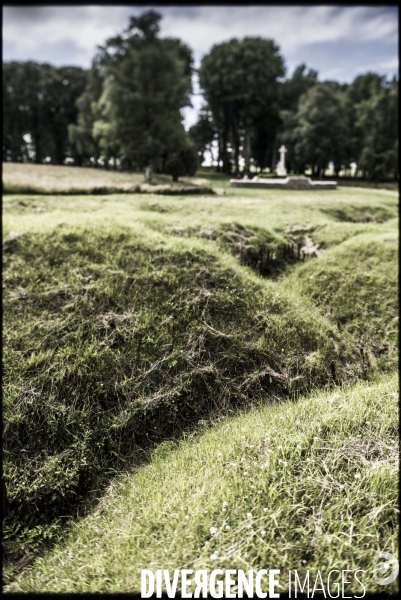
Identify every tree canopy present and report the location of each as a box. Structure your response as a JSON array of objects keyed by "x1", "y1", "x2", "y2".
[
  {"x1": 2, "y1": 10, "x2": 398, "y2": 182},
  {"x1": 84, "y1": 10, "x2": 194, "y2": 179},
  {"x1": 292, "y1": 83, "x2": 349, "y2": 178},
  {"x1": 3, "y1": 62, "x2": 87, "y2": 164},
  {"x1": 199, "y1": 37, "x2": 285, "y2": 175}
]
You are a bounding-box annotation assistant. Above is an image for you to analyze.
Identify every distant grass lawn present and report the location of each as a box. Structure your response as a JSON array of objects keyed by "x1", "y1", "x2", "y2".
[
  {"x1": 2, "y1": 165, "x2": 398, "y2": 592},
  {"x1": 2, "y1": 162, "x2": 213, "y2": 194}
]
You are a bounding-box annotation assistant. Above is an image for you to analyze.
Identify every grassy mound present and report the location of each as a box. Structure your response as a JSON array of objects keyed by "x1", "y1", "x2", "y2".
[
  {"x1": 283, "y1": 231, "x2": 398, "y2": 374},
  {"x1": 320, "y1": 204, "x2": 395, "y2": 223},
  {"x1": 4, "y1": 224, "x2": 361, "y2": 551},
  {"x1": 5, "y1": 373, "x2": 398, "y2": 594},
  {"x1": 3, "y1": 176, "x2": 398, "y2": 585},
  {"x1": 169, "y1": 221, "x2": 294, "y2": 277}
]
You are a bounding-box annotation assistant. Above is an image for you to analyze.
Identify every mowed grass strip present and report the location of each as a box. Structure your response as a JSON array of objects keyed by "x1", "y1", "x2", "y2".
[{"x1": 5, "y1": 373, "x2": 398, "y2": 594}]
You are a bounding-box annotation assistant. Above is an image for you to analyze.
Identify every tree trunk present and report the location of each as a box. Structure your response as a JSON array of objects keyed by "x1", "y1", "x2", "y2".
[
  {"x1": 216, "y1": 133, "x2": 221, "y2": 172},
  {"x1": 34, "y1": 135, "x2": 42, "y2": 164},
  {"x1": 173, "y1": 174, "x2": 178, "y2": 182},
  {"x1": 207, "y1": 143, "x2": 214, "y2": 167},
  {"x1": 263, "y1": 142, "x2": 270, "y2": 172},
  {"x1": 145, "y1": 164, "x2": 153, "y2": 183},
  {"x1": 222, "y1": 125, "x2": 229, "y2": 175},
  {"x1": 231, "y1": 113, "x2": 240, "y2": 176},
  {"x1": 234, "y1": 139, "x2": 239, "y2": 176},
  {"x1": 54, "y1": 138, "x2": 65, "y2": 165},
  {"x1": 244, "y1": 127, "x2": 251, "y2": 177},
  {"x1": 271, "y1": 142, "x2": 277, "y2": 173}
]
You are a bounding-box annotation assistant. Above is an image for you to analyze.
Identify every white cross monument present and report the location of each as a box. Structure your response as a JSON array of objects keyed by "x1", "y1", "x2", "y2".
[{"x1": 277, "y1": 145, "x2": 287, "y2": 176}]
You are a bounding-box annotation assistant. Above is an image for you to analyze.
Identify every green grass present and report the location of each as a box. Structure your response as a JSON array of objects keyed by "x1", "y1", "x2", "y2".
[
  {"x1": 5, "y1": 374, "x2": 398, "y2": 594},
  {"x1": 282, "y1": 231, "x2": 398, "y2": 374},
  {"x1": 3, "y1": 224, "x2": 355, "y2": 542},
  {"x1": 2, "y1": 162, "x2": 214, "y2": 195},
  {"x1": 2, "y1": 166, "x2": 398, "y2": 591}
]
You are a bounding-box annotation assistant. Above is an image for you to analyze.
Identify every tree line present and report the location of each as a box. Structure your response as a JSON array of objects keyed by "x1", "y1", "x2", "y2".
[{"x1": 3, "y1": 10, "x2": 398, "y2": 182}]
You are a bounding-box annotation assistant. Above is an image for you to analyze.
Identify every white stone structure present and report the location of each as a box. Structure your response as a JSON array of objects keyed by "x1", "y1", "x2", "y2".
[
  {"x1": 277, "y1": 145, "x2": 287, "y2": 176},
  {"x1": 230, "y1": 145, "x2": 336, "y2": 189},
  {"x1": 229, "y1": 176, "x2": 337, "y2": 190}
]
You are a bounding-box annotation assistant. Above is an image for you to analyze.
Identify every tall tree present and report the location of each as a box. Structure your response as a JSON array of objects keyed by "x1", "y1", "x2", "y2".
[
  {"x1": 3, "y1": 61, "x2": 87, "y2": 164},
  {"x1": 68, "y1": 61, "x2": 104, "y2": 166},
  {"x1": 293, "y1": 83, "x2": 349, "y2": 177},
  {"x1": 199, "y1": 37, "x2": 285, "y2": 176},
  {"x1": 91, "y1": 10, "x2": 194, "y2": 178},
  {"x1": 43, "y1": 66, "x2": 88, "y2": 164},
  {"x1": 356, "y1": 78, "x2": 398, "y2": 182},
  {"x1": 276, "y1": 64, "x2": 318, "y2": 173},
  {"x1": 3, "y1": 62, "x2": 30, "y2": 161},
  {"x1": 345, "y1": 72, "x2": 388, "y2": 175}
]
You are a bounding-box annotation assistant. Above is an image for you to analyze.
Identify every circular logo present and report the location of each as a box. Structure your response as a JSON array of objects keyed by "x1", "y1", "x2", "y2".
[{"x1": 373, "y1": 551, "x2": 399, "y2": 585}]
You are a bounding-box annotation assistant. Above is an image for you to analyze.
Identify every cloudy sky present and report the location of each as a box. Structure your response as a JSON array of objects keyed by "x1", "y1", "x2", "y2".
[{"x1": 3, "y1": 4, "x2": 399, "y2": 128}]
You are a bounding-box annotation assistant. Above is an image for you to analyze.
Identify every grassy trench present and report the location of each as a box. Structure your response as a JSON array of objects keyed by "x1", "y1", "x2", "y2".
[
  {"x1": 5, "y1": 374, "x2": 398, "y2": 594},
  {"x1": 3, "y1": 224, "x2": 358, "y2": 549},
  {"x1": 2, "y1": 182, "x2": 398, "y2": 586}
]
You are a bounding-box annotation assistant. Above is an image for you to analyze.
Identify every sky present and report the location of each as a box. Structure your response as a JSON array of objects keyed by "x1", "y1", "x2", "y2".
[{"x1": 3, "y1": 4, "x2": 399, "y2": 129}]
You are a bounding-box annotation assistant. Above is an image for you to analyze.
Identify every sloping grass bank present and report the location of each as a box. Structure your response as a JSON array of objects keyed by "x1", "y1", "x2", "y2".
[
  {"x1": 282, "y1": 230, "x2": 398, "y2": 374},
  {"x1": 3, "y1": 181, "x2": 398, "y2": 588},
  {"x1": 4, "y1": 224, "x2": 357, "y2": 553},
  {"x1": 5, "y1": 374, "x2": 398, "y2": 594}
]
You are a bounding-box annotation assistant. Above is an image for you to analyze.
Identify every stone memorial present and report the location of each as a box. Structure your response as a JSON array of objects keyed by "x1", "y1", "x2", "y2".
[
  {"x1": 230, "y1": 145, "x2": 337, "y2": 190},
  {"x1": 277, "y1": 145, "x2": 287, "y2": 176},
  {"x1": 230, "y1": 176, "x2": 337, "y2": 190}
]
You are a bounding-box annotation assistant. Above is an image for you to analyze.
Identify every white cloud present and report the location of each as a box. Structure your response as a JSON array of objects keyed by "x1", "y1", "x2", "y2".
[
  {"x1": 3, "y1": 5, "x2": 398, "y2": 127},
  {"x1": 160, "y1": 5, "x2": 398, "y2": 67},
  {"x1": 3, "y1": 6, "x2": 134, "y2": 66},
  {"x1": 328, "y1": 57, "x2": 399, "y2": 83},
  {"x1": 3, "y1": 5, "x2": 397, "y2": 69}
]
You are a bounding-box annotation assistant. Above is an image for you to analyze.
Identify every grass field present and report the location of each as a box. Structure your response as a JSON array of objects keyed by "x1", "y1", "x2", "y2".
[
  {"x1": 2, "y1": 162, "x2": 214, "y2": 195},
  {"x1": 2, "y1": 163, "x2": 398, "y2": 593}
]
